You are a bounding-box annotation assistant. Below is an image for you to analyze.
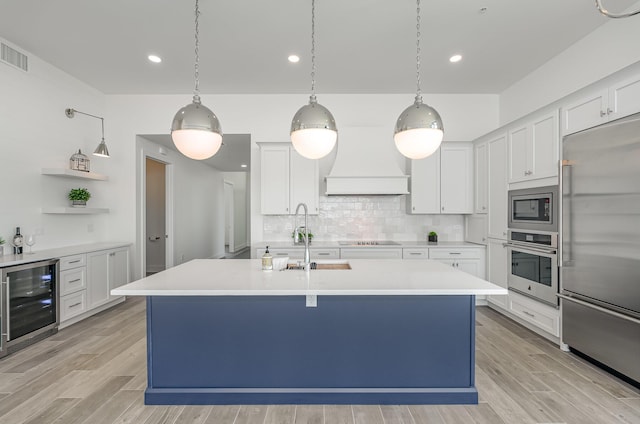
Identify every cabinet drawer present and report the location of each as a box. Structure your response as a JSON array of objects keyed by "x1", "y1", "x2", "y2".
[
  {"x1": 310, "y1": 248, "x2": 339, "y2": 259},
  {"x1": 509, "y1": 291, "x2": 559, "y2": 337},
  {"x1": 429, "y1": 248, "x2": 481, "y2": 260},
  {"x1": 59, "y1": 254, "x2": 86, "y2": 271},
  {"x1": 340, "y1": 248, "x2": 402, "y2": 259},
  {"x1": 402, "y1": 248, "x2": 429, "y2": 259},
  {"x1": 60, "y1": 291, "x2": 87, "y2": 322},
  {"x1": 60, "y1": 267, "x2": 87, "y2": 296}
]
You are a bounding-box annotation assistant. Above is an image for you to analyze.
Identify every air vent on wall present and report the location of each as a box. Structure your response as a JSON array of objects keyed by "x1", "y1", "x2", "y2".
[{"x1": 1, "y1": 42, "x2": 29, "y2": 72}]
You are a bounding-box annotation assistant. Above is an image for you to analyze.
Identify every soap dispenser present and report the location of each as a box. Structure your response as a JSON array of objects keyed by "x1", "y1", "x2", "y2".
[{"x1": 262, "y1": 246, "x2": 273, "y2": 271}]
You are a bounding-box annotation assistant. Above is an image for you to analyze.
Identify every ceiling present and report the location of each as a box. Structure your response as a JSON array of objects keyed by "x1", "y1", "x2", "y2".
[{"x1": 1, "y1": 0, "x2": 638, "y2": 96}]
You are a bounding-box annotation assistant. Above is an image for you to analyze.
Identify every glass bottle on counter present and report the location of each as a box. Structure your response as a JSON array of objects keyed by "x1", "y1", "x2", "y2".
[
  {"x1": 262, "y1": 246, "x2": 273, "y2": 271},
  {"x1": 12, "y1": 226, "x2": 24, "y2": 254}
]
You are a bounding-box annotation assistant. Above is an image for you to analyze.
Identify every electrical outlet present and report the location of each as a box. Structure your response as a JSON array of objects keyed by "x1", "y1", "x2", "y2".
[{"x1": 306, "y1": 294, "x2": 317, "y2": 308}]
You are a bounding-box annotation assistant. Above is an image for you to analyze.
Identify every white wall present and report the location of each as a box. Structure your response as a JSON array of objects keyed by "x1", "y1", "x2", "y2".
[
  {"x1": 499, "y1": 15, "x2": 640, "y2": 124},
  {"x1": 0, "y1": 38, "x2": 109, "y2": 250}
]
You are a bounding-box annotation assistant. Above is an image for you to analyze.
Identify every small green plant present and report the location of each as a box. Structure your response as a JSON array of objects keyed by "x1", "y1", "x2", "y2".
[
  {"x1": 292, "y1": 229, "x2": 314, "y2": 241},
  {"x1": 428, "y1": 231, "x2": 437, "y2": 237},
  {"x1": 68, "y1": 188, "x2": 91, "y2": 202},
  {"x1": 0, "y1": 236, "x2": 5, "y2": 245}
]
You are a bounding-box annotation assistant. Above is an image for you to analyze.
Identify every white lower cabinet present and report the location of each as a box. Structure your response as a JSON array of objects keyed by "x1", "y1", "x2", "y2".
[
  {"x1": 428, "y1": 248, "x2": 485, "y2": 279},
  {"x1": 486, "y1": 238, "x2": 508, "y2": 310},
  {"x1": 508, "y1": 291, "x2": 560, "y2": 338},
  {"x1": 60, "y1": 245, "x2": 130, "y2": 327}
]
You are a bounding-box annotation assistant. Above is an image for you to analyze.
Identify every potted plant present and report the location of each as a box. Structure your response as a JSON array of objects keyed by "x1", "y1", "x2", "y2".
[
  {"x1": 0, "y1": 236, "x2": 5, "y2": 256},
  {"x1": 68, "y1": 187, "x2": 91, "y2": 207},
  {"x1": 428, "y1": 231, "x2": 438, "y2": 244},
  {"x1": 292, "y1": 228, "x2": 314, "y2": 244}
]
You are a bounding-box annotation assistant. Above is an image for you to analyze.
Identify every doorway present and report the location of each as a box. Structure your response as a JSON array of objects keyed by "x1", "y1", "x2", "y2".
[
  {"x1": 146, "y1": 157, "x2": 167, "y2": 275},
  {"x1": 224, "y1": 180, "x2": 235, "y2": 254}
]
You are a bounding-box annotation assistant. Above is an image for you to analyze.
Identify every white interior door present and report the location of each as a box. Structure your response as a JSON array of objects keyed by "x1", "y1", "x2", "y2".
[{"x1": 145, "y1": 157, "x2": 166, "y2": 275}]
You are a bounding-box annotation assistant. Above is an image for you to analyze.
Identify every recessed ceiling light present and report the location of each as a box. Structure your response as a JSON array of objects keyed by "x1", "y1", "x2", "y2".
[
  {"x1": 449, "y1": 54, "x2": 462, "y2": 63},
  {"x1": 240, "y1": 164, "x2": 248, "y2": 168},
  {"x1": 288, "y1": 55, "x2": 300, "y2": 63},
  {"x1": 148, "y1": 55, "x2": 162, "y2": 63}
]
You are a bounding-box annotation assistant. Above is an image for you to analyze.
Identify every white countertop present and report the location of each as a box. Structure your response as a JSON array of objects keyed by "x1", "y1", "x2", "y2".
[
  {"x1": 254, "y1": 241, "x2": 484, "y2": 249},
  {"x1": 112, "y1": 259, "x2": 507, "y2": 297},
  {"x1": 0, "y1": 242, "x2": 131, "y2": 267}
]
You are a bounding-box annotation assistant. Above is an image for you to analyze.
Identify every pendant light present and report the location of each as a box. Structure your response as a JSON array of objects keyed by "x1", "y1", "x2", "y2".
[
  {"x1": 290, "y1": 0, "x2": 337, "y2": 160},
  {"x1": 65, "y1": 108, "x2": 110, "y2": 158},
  {"x1": 595, "y1": 0, "x2": 640, "y2": 18},
  {"x1": 394, "y1": 0, "x2": 444, "y2": 160},
  {"x1": 171, "y1": 0, "x2": 223, "y2": 160}
]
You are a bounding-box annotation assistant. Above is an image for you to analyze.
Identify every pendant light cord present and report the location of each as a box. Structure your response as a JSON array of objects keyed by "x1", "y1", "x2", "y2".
[
  {"x1": 415, "y1": 0, "x2": 423, "y2": 104},
  {"x1": 193, "y1": 0, "x2": 201, "y2": 103},
  {"x1": 310, "y1": 0, "x2": 317, "y2": 102}
]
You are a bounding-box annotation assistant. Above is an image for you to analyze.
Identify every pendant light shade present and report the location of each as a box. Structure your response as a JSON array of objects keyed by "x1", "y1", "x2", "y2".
[
  {"x1": 395, "y1": 0, "x2": 444, "y2": 160},
  {"x1": 290, "y1": 0, "x2": 337, "y2": 160},
  {"x1": 171, "y1": 98, "x2": 223, "y2": 160},
  {"x1": 394, "y1": 96, "x2": 444, "y2": 159},
  {"x1": 171, "y1": 0, "x2": 222, "y2": 160},
  {"x1": 291, "y1": 95, "x2": 337, "y2": 159}
]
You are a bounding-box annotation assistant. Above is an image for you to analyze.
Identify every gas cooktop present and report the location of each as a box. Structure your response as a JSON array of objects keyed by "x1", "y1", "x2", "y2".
[{"x1": 337, "y1": 241, "x2": 401, "y2": 246}]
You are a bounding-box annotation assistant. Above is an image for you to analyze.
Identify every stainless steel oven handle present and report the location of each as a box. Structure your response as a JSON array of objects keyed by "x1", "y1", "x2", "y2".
[
  {"x1": 558, "y1": 294, "x2": 640, "y2": 325},
  {"x1": 506, "y1": 242, "x2": 557, "y2": 255}
]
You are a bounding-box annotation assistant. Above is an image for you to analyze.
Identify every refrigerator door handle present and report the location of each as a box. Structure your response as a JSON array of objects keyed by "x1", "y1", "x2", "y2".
[
  {"x1": 558, "y1": 294, "x2": 640, "y2": 325},
  {"x1": 560, "y1": 159, "x2": 573, "y2": 266}
]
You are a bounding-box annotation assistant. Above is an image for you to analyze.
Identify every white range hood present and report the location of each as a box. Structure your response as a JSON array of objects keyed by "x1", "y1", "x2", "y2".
[{"x1": 325, "y1": 126, "x2": 409, "y2": 195}]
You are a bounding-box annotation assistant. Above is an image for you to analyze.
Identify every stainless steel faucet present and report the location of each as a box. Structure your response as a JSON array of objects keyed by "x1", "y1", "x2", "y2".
[{"x1": 294, "y1": 202, "x2": 311, "y2": 271}]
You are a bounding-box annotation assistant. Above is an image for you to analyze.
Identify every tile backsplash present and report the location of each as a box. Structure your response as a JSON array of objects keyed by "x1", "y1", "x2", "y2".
[{"x1": 263, "y1": 195, "x2": 465, "y2": 242}]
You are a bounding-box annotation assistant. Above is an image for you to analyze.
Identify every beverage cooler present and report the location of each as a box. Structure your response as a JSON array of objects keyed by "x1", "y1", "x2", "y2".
[{"x1": 1, "y1": 259, "x2": 59, "y2": 358}]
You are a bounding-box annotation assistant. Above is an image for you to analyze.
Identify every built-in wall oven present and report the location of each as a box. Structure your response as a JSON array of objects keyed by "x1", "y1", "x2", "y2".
[
  {"x1": 507, "y1": 229, "x2": 558, "y2": 307},
  {"x1": 1, "y1": 259, "x2": 59, "y2": 358}
]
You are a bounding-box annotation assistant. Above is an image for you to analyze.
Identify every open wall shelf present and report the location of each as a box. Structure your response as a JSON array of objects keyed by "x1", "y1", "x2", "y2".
[
  {"x1": 41, "y1": 207, "x2": 109, "y2": 214},
  {"x1": 41, "y1": 168, "x2": 109, "y2": 181}
]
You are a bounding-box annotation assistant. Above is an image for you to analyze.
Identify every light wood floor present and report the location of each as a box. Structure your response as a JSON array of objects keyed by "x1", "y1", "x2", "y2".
[{"x1": 1, "y1": 298, "x2": 639, "y2": 424}]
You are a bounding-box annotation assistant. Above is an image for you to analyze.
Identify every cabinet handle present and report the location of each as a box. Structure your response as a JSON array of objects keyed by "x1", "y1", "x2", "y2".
[
  {"x1": 69, "y1": 302, "x2": 82, "y2": 308},
  {"x1": 410, "y1": 252, "x2": 421, "y2": 255},
  {"x1": 449, "y1": 252, "x2": 461, "y2": 255},
  {"x1": 600, "y1": 110, "x2": 607, "y2": 117},
  {"x1": 522, "y1": 311, "x2": 535, "y2": 318},
  {"x1": 441, "y1": 207, "x2": 445, "y2": 211},
  {"x1": 109, "y1": 253, "x2": 115, "y2": 257},
  {"x1": 276, "y1": 253, "x2": 288, "y2": 256},
  {"x1": 482, "y1": 206, "x2": 486, "y2": 210},
  {"x1": 69, "y1": 278, "x2": 81, "y2": 283},
  {"x1": 68, "y1": 260, "x2": 80, "y2": 264},
  {"x1": 317, "y1": 252, "x2": 330, "y2": 256},
  {"x1": 607, "y1": 108, "x2": 613, "y2": 115},
  {"x1": 412, "y1": 206, "x2": 415, "y2": 211}
]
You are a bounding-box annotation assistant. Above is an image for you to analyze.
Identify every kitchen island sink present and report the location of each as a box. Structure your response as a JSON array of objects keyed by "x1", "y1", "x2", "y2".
[{"x1": 286, "y1": 260, "x2": 351, "y2": 270}]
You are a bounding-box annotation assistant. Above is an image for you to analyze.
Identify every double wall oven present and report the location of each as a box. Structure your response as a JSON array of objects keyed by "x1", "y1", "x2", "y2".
[
  {"x1": 507, "y1": 186, "x2": 559, "y2": 307},
  {"x1": 1, "y1": 259, "x2": 59, "y2": 358}
]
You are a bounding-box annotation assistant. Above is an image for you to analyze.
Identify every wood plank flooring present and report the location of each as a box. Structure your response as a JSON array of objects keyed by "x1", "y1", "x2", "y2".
[{"x1": 1, "y1": 297, "x2": 639, "y2": 424}]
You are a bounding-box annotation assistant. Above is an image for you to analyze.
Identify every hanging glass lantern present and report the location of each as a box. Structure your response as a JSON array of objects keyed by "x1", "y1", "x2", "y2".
[{"x1": 70, "y1": 149, "x2": 90, "y2": 172}]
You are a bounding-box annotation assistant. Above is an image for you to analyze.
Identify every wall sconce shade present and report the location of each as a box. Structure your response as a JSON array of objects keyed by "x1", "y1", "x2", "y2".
[{"x1": 65, "y1": 108, "x2": 110, "y2": 158}]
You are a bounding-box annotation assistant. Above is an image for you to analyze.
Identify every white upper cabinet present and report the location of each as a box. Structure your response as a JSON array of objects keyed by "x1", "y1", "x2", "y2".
[
  {"x1": 487, "y1": 133, "x2": 508, "y2": 240},
  {"x1": 474, "y1": 141, "x2": 488, "y2": 214},
  {"x1": 440, "y1": 144, "x2": 473, "y2": 214},
  {"x1": 407, "y1": 148, "x2": 440, "y2": 214},
  {"x1": 408, "y1": 143, "x2": 473, "y2": 214},
  {"x1": 508, "y1": 109, "x2": 559, "y2": 183},
  {"x1": 260, "y1": 143, "x2": 319, "y2": 215},
  {"x1": 563, "y1": 75, "x2": 640, "y2": 136}
]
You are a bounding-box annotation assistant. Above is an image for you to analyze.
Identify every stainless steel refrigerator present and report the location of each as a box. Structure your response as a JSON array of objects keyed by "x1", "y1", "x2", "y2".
[{"x1": 560, "y1": 112, "x2": 640, "y2": 383}]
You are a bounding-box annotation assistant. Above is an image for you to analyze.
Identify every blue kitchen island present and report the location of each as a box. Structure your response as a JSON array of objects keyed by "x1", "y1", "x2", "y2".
[{"x1": 112, "y1": 259, "x2": 506, "y2": 405}]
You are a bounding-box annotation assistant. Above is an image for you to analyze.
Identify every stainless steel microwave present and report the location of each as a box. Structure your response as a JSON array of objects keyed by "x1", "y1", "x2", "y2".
[{"x1": 508, "y1": 185, "x2": 558, "y2": 233}]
